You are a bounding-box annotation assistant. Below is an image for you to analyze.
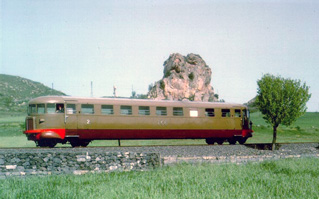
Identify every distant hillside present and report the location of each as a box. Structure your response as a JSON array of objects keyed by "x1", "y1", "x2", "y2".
[
  {"x1": 0, "y1": 74, "x2": 66, "y2": 112},
  {"x1": 245, "y1": 97, "x2": 258, "y2": 113}
]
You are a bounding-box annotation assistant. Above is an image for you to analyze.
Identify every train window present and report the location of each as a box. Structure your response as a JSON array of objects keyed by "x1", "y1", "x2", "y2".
[
  {"x1": 173, "y1": 107, "x2": 184, "y2": 116},
  {"x1": 102, "y1": 105, "x2": 114, "y2": 115},
  {"x1": 156, "y1": 107, "x2": 167, "y2": 116},
  {"x1": 190, "y1": 110, "x2": 198, "y2": 117},
  {"x1": 205, "y1": 108, "x2": 215, "y2": 117},
  {"x1": 28, "y1": 104, "x2": 36, "y2": 114},
  {"x1": 139, "y1": 106, "x2": 150, "y2": 115},
  {"x1": 81, "y1": 104, "x2": 94, "y2": 114},
  {"x1": 37, "y1": 104, "x2": 45, "y2": 114},
  {"x1": 56, "y1": 104, "x2": 64, "y2": 113},
  {"x1": 222, "y1": 109, "x2": 231, "y2": 117},
  {"x1": 243, "y1": 109, "x2": 250, "y2": 118},
  {"x1": 67, "y1": 104, "x2": 76, "y2": 114},
  {"x1": 235, "y1": 109, "x2": 241, "y2": 117},
  {"x1": 121, "y1": 106, "x2": 132, "y2": 115},
  {"x1": 47, "y1": 103, "x2": 56, "y2": 114}
]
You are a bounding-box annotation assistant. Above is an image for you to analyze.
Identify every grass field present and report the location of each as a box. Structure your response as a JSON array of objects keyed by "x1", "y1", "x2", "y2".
[
  {"x1": 0, "y1": 112, "x2": 318, "y2": 147},
  {"x1": 250, "y1": 112, "x2": 319, "y2": 143},
  {"x1": 0, "y1": 158, "x2": 318, "y2": 198}
]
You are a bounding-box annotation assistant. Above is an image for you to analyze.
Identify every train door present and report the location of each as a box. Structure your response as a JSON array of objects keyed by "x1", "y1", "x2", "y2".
[
  {"x1": 234, "y1": 109, "x2": 242, "y2": 135},
  {"x1": 64, "y1": 101, "x2": 78, "y2": 136},
  {"x1": 242, "y1": 109, "x2": 249, "y2": 129}
]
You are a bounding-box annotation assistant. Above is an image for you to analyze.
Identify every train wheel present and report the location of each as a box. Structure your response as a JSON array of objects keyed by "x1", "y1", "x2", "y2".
[
  {"x1": 205, "y1": 138, "x2": 215, "y2": 145},
  {"x1": 238, "y1": 137, "x2": 247, "y2": 145},
  {"x1": 70, "y1": 139, "x2": 90, "y2": 147},
  {"x1": 216, "y1": 139, "x2": 224, "y2": 145},
  {"x1": 47, "y1": 141, "x2": 57, "y2": 148},
  {"x1": 37, "y1": 139, "x2": 57, "y2": 148},
  {"x1": 80, "y1": 140, "x2": 90, "y2": 147},
  {"x1": 228, "y1": 138, "x2": 236, "y2": 145},
  {"x1": 70, "y1": 141, "x2": 80, "y2": 147}
]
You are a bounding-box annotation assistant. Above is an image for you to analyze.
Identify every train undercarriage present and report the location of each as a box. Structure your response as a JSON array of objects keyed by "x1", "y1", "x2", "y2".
[
  {"x1": 35, "y1": 138, "x2": 91, "y2": 148},
  {"x1": 205, "y1": 136, "x2": 248, "y2": 145},
  {"x1": 33, "y1": 136, "x2": 249, "y2": 148}
]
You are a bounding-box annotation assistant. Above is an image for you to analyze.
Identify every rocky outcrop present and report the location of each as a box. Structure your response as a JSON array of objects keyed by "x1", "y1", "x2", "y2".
[{"x1": 148, "y1": 53, "x2": 216, "y2": 101}]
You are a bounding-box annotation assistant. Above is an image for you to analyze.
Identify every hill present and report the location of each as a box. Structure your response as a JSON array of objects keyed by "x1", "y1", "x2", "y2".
[{"x1": 0, "y1": 74, "x2": 66, "y2": 113}]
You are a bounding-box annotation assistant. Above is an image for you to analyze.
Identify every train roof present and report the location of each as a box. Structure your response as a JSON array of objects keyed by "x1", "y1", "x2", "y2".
[{"x1": 28, "y1": 96, "x2": 247, "y2": 109}]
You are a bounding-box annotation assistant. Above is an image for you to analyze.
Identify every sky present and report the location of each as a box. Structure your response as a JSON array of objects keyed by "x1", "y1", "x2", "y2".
[{"x1": 1, "y1": 0, "x2": 319, "y2": 111}]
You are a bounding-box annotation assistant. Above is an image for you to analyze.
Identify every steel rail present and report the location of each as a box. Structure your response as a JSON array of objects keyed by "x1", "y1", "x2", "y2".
[{"x1": 0, "y1": 142, "x2": 318, "y2": 150}]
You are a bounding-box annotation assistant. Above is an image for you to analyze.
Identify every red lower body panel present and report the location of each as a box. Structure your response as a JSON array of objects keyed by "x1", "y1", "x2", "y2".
[
  {"x1": 24, "y1": 129, "x2": 66, "y2": 140},
  {"x1": 24, "y1": 128, "x2": 253, "y2": 141},
  {"x1": 66, "y1": 129, "x2": 252, "y2": 140}
]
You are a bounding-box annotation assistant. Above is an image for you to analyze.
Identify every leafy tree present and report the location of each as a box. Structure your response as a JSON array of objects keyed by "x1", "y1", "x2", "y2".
[{"x1": 255, "y1": 74, "x2": 311, "y2": 150}]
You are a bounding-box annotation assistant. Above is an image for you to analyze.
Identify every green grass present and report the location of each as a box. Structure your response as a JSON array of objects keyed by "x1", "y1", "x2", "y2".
[
  {"x1": 0, "y1": 112, "x2": 318, "y2": 147},
  {"x1": 0, "y1": 158, "x2": 318, "y2": 198},
  {"x1": 249, "y1": 112, "x2": 319, "y2": 143}
]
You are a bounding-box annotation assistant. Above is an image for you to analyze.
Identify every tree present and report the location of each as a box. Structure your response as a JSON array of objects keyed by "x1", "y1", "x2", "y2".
[{"x1": 255, "y1": 74, "x2": 311, "y2": 150}]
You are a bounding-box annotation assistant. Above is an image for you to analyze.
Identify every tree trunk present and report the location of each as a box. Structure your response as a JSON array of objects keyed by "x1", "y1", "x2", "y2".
[{"x1": 272, "y1": 126, "x2": 277, "y2": 151}]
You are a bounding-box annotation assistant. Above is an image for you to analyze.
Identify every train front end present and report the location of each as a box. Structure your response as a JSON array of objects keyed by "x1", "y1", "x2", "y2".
[
  {"x1": 240, "y1": 108, "x2": 253, "y2": 144},
  {"x1": 24, "y1": 96, "x2": 66, "y2": 147}
]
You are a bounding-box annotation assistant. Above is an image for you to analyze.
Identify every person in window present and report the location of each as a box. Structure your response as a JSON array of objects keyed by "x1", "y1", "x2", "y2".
[{"x1": 56, "y1": 105, "x2": 64, "y2": 113}]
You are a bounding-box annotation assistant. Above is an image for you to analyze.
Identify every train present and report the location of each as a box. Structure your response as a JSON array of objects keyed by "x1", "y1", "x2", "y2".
[{"x1": 24, "y1": 96, "x2": 253, "y2": 147}]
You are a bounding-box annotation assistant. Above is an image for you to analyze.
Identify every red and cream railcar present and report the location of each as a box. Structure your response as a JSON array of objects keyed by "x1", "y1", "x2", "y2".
[{"x1": 24, "y1": 96, "x2": 253, "y2": 147}]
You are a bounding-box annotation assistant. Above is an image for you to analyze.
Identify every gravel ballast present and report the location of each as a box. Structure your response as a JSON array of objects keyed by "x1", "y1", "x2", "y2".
[{"x1": 0, "y1": 143, "x2": 318, "y2": 165}]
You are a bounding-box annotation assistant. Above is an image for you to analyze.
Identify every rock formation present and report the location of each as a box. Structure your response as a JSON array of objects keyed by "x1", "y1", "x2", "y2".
[{"x1": 148, "y1": 53, "x2": 216, "y2": 101}]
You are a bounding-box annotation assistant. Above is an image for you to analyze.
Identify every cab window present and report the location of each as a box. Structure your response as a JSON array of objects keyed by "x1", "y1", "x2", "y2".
[
  {"x1": 47, "y1": 103, "x2": 56, "y2": 114},
  {"x1": 37, "y1": 104, "x2": 45, "y2": 114},
  {"x1": 235, "y1": 109, "x2": 241, "y2": 117},
  {"x1": 243, "y1": 109, "x2": 250, "y2": 118},
  {"x1": 27, "y1": 104, "x2": 37, "y2": 115},
  {"x1": 56, "y1": 104, "x2": 64, "y2": 113}
]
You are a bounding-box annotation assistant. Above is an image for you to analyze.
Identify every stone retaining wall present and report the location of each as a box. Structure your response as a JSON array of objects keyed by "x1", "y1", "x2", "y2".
[
  {"x1": 164, "y1": 154, "x2": 319, "y2": 165},
  {"x1": 0, "y1": 151, "x2": 161, "y2": 179},
  {"x1": 1, "y1": 147, "x2": 318, "y2": 179}
]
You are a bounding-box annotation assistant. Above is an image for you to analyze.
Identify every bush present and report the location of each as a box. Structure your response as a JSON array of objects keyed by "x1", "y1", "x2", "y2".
[
  {"x1": 160, "y1": 80, "x2": 165, "y2": 90},
  {"x1": 188, "y1": 72, "x2": 195, "y2": 81},
  {"x1": 164, "y1": 70, "x2": 171, "y2": 78}
]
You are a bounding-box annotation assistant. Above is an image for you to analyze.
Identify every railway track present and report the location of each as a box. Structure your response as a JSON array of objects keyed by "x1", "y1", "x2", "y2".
[{"x1": 0, "y1": 142, "x2": 318, "y2": 150}]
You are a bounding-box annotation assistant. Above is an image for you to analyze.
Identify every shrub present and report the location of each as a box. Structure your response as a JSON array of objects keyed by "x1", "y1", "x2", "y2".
[
  {"x1": 164, "y1": 70, "x2": 171, "y2": 78},
  {"x1": 188, "y1": 72, "x2": 195, "y2": 81},
  {"x1": 160, "y1": 80, "x2": 165, "y2": 90},
  {"x1": 295, "y1": 126, "x2": 301, "y2": 131}
]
